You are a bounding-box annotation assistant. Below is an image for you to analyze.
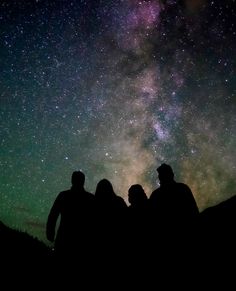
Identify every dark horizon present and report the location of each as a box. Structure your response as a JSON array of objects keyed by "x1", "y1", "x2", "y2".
[{"x1": 1, "y1": 188, "x2": 235, "y2": 245}]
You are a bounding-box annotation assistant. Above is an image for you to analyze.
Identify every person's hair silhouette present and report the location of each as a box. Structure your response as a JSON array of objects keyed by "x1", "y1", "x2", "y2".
[
  {"x1": 128, "y1": 184, "x2": 148, "y2": 207},
  {"x1": 95, "y1": 179, "x2": 117, "y2": 200}
]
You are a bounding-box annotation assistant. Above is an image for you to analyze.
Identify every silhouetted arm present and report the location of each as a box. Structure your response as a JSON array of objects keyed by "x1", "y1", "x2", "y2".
[{"x1": 46, "y1": 194, "x2": 61, "y2": 242}]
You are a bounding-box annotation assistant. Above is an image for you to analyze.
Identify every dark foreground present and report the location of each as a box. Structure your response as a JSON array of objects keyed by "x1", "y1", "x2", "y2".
[{"x1": 1, "y1": 196, "x2": 236, "y2": 289}]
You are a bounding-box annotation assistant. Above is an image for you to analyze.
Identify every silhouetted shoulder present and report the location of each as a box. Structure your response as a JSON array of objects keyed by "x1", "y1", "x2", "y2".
[
  {"x1": 176, "y1": 182, "x2": 192, "y2": 191},
  {"x1": 115, "y1": 195, "x2": 127, "y2": 208},
  {"x1": 149, "y1": 188, "x2": 161, "y2": 199},
  {"x1": 59, "y1": 189, "x2": 71, "y2": 197},
  {"x1": 84, "y1": 190, "x2": 95, "y2": 197},
  {"x1": 53, "y1": 190, "x2": 70, "y2": 205},
  {"x1": 175, "y1": 182, "x2": 195, "y2": 198},
  {"x1": 150, "y1": 188, "x2": 160, "y2": 195},
  {"x1": 176, "y1": 183, "x2": 199, "y2": 214},
  {"x1": 84, "y1": 190, "x2": 95, "y2": 202}
]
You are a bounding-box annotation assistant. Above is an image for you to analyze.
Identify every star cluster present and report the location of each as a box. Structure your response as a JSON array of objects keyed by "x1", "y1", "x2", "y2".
[{"x1": 0, "y1": 0, "x2": 235, "y2": 242}]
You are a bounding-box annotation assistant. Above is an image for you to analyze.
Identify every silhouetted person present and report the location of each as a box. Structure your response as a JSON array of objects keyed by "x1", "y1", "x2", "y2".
[
  {"x1": 95, "y1": 179, "x2": 127, "y2": 207},
  {"x1": 149, "y1": 163, "x2": 199, "y2": 274},
  {"x1": 128, "y1": 184, "x2": 148, "y2": 209},
  {"x1": 46, "y1": 171, "x2": 95, "y2": 264},
  {"x1": 127, "y1": 184, "x2": 150, "y2": 274},
  {"x1": 94, "y1": 179, "x2": 127, "y2": 277},
  {"x1": 95, "y1": 179, "x2": 127, "y2": 235},
  {"x1": 128, "y1": 184, "x2": 149, "y2": 238},
  {"x1": 150, "y1": 163, "x2": 199, "y2": 225}
]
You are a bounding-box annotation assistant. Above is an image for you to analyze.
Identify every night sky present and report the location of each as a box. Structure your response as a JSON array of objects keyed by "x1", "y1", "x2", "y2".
[{"x1": 1, "y1": 0, "x2": 236, "y2": 243}]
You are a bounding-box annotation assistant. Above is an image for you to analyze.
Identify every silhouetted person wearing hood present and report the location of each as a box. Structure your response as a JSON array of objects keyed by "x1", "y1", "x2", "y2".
[{"x1": 46, "y1": 171, "x2": 95, "y2": 261}]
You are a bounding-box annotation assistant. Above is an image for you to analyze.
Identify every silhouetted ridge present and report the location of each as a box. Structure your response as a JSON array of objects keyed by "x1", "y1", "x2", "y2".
[
  {"x1": 200, "y1": 194, "x2": 236, "y2": 238},
  {"x1": 1, "y1": 221, "x2": 53, "y2": 286},
  {"x1": 201, "y1": 194, "x2": 236, "y2": 217},
  {"x1": 198, "y1": 195, "x2": 236, "y2": 287},
  {"x1": 1, "y1": 220, "x2": 50, "y2": 254}
]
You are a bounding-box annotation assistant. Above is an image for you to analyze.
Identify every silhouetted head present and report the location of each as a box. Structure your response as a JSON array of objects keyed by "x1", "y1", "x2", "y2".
[
  {"x1": 128, "y1": 184, "x2": 147, "y2": 206},
  {"x1": 157, "y1": 163, "x2": 174, "y2": 185},
  {"x1": 71, "y1": 171, "x2": 85, "y2": 188},
  {"x1": 95, "y1": 179, "x2": 116, "y2": 200}
]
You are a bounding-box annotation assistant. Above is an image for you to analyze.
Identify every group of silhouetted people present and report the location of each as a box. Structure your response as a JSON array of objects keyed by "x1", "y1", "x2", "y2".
[{"x1": 46, "y1": 164, "x2": 200, "y2": 282}]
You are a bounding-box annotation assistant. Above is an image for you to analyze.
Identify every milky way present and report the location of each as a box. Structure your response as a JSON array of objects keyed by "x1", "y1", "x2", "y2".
[{"x1": 0, "y1": 0, "x2": 236, "y2": 243}]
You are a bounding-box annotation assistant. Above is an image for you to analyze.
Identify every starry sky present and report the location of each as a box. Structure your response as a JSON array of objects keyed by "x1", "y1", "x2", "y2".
[{"x1": 0, "y1": 0, "x2": 236, "y2": 243}]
